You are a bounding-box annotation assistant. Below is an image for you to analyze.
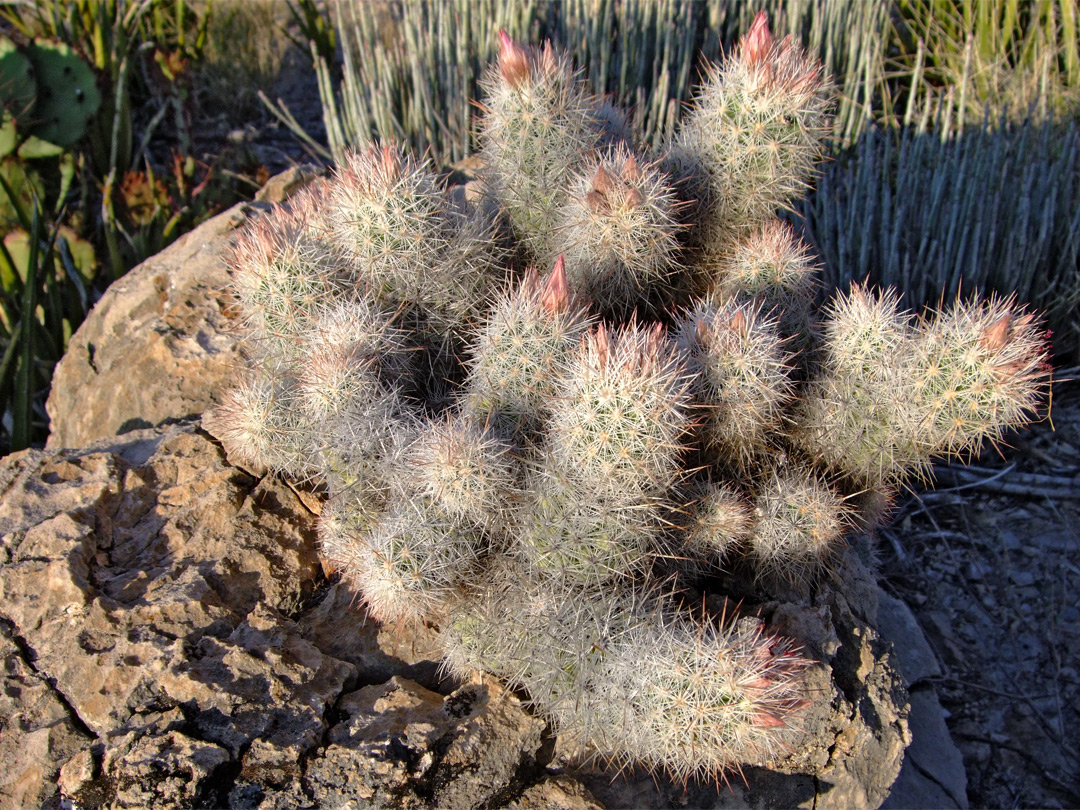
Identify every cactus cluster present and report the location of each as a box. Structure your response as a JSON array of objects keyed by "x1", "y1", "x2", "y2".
[{"x1": 208, "y1": 14, "x2": 1049, "y2": 783}]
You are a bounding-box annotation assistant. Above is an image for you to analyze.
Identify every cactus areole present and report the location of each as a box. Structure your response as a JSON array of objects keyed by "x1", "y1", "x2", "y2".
[{"x1": 208, "y1": 14, "x2": 1050, "y2": 784}]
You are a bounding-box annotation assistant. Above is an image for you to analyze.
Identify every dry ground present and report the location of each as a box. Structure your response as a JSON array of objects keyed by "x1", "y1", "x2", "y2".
[{"x1": 877, "y1": 370, "x2": 1080, "y2": 809}]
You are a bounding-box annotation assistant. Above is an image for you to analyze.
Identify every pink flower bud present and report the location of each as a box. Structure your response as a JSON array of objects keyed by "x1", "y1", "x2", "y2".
[
  {"x1": 741, "y1": 11, "x2": 774, "y2": 67},
  {"x1": 729, "y1": 309, "x2": 747, "y2": 337},
  {"x1": 752, "y1": 710, "x2": 787, "y2": 729},
  {"x1": 584, "y1": 189, "x2": 609, "y2": 214},
  {"x1": 498, "y1": 30, "x2": 531, "y2": 87},
  {"x1": 695, "y1": 319, "x2": 710, "y2": 347},
  {"x1": 540, "y1": 256, "x2": 570, "y2": 314},
  {"x1": 980, "y1": 316, "x2": 1011, "y2": 351},
  {"x1": 591, "y1": 164, "x2": 617, "y2": 196}
]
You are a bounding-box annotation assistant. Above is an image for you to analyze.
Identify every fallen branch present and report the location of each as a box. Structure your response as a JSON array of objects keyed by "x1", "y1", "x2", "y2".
[{"x1": 930, "y1": 464, "x2": 1080, "y2": 500}]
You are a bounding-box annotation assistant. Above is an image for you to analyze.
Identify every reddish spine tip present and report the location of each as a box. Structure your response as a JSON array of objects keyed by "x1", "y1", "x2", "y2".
[
  {"x1": 378, "y1": 144, "x2": 401, "y2": 179},
  {"x1": 593, "y1": 323, "x2": 611, "y2": 369},
  {"x1": 644, "y1": 323, "x2": 666, "y2": 364}
]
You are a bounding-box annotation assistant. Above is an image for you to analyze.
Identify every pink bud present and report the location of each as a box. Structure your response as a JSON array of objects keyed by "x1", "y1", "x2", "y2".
[
  {"x1": 498, "y1": 30, "x2": 531, "y2": 87},
  {"x1": 591, "y1": 164, "x2": 617, "y2": 196},
  {"x1": 752, "y1": 710, "x2": 787, "y2": 729},
  {"x1": 584, "y1": 189, "x2": 609, "y2": 214},
  {"x1": 741, "y1": 11, "x2": 773, "y2": 66},
  {"x1": 695, "y1": 319, "x2": 710, "y2": 346},
  {"x1": 743, "y1": 677, "x2": 772, "y2": 692},
  {"x1": 729, "y1": 309, "x2": 747, "y2": 337},
  {"x1": 622, "y1": 154, "x2": 641, "y2": 182},
  {"x1": 540, "y1": 256, "x2": 570, "y2": 315},
  {"x1": 980, "y1": 316, "x2": 1011, "y2": 351},
  {"x1": 624, "y1": 187, "x2": 644, "y2": 208}
]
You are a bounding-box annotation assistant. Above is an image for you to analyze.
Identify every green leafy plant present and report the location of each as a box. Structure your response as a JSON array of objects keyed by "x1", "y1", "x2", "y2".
[
  {"x1": 0, "y1": 0, "x2": 270, "y2": 448},
  {"x1": 208, "y1": 19, "x2": 1050, "y2": 782},
  {"x1": 0, "y1": 179, "x2": 92, "y2": 453}
]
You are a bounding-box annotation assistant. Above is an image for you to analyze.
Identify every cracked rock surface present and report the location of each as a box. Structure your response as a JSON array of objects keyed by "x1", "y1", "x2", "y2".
[
  {"x1": 0, "y1": 425, "x2": 574, "y2": 810},
  {"x1": 0, "y1": 421, "x2": 920, "y2": 809}
]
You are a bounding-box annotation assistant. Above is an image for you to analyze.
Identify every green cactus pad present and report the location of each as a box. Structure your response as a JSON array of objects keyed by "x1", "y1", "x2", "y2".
[
  {"x1": 0, "y1": 36, "x2": 38, "y2": 157},
  {"x1": 23, "y1": 39, "x2": 101, "y2": 150}
]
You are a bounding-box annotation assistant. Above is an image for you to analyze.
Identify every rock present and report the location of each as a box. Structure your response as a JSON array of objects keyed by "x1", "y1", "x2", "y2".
[
  {"x1": 875, "y1": 593, "x2": 968, "y2": 809},
  {"x1": 919, "y1": 610, "x2": 966, "y2": 669},
  {"x1": 298, "y1": 581, "x2": 447, "y2": 691},
  {"x1": 881, "y1": 688, "x2": 969, "y2": 810},
  {"x1": 0, "y1": 424, "x2": 595, "y2": 809},
  {"x1": 877, "y1": 593, "x2": 942, "y2": 686},
  {"x1": 58, "y1": 749, "x2": 96, "y2": 799},
  {"x1": 109, "y1": 727, "x2": 230, "y2": 810},
  {"x1": 45, "y1": 166, "x2": 323, "y2": 452},
  {"x1": 0, "y1": 424, "x2": 339, "y2": 808},
  {"x1": 0, "y1": 624, "x2": 90, "y2": 810},
  {"x1": 302, "y1": 676, "x2": 547, "y2": 810},
  {"x1": 506, "y1": 775, "x2": 605, "y2": 810}
]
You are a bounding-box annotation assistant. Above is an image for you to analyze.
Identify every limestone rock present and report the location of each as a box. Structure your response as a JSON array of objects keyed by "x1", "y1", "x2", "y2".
[
  {"x1": 506, "y1": 775, "x2": 606, "y2": 810},
  {"x1": 0, "y1": 624, "x2": 90, "y2": 810},
  {"x1": 0, "y1": 424, "x2": 339, "y2": 809},
  {"x1": 0, "y1": 424, "x2": 591, "y2": 810},
  {"x1": 45, "y1": 166, "x2": 323, "y2": 452},
  {"x1": 298, "y1": 580, "x2": 447, "y2": 690},
  {"x1": 300, "y1": 676, "x2": 549, "y2": 810},
  {"x1": 109, "y1": 727, "x2": 230, "y2": 810}
]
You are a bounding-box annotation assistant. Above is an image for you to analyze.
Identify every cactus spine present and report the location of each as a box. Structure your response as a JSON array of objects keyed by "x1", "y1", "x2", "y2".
[{"x1": 209, "y1": 15, "x2": 1049, "y2": 785}]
